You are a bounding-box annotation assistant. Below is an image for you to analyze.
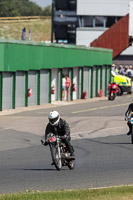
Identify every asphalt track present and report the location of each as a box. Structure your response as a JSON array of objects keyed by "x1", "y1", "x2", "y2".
[{"x1": 0, "y1": 95, "x2": 133, "y2": 194}]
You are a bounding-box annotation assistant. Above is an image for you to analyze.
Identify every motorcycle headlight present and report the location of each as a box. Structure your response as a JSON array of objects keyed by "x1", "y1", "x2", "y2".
[{"x1": 112, "y1": 85, "x2": 116, "y2": 89}]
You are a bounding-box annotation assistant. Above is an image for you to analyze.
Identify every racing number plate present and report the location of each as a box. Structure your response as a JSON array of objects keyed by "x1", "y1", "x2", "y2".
[{"x1": 131, "y1": 117, "x2": 133, "y2": 124}]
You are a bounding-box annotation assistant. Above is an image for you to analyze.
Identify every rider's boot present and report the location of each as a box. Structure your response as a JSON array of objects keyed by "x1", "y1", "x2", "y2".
[
  {"x1": 127, "y1": 131, "x2": 131, "y2": 135},
  {"x1": 64, "y1": 139, "x2": 75, "y2": 160},
  {"x1": 70, "y1": 152, "x2": 75, "y2": 160},
  {"x1": 127, "y1": 122, "x2": 132, "y2": 135}
]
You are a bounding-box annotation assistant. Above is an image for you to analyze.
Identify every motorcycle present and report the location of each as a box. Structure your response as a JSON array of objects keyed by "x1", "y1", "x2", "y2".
[
  {"x1": 108, "y1": 82, "x2": 118, "y2": 101},
  {"x1": 125, "y1": 111, "x2": 133, "y2": 144},
  {"x1": 41, "y1": 133, "x2": 75, "y2": 171}
]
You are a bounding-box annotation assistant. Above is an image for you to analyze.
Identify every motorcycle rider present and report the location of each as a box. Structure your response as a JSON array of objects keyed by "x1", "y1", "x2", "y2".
[
  {"x1": 125, "y1": 101, "x2": 133, "y2": 135},
  {"x1": 108, "y1": 81, "x2": 118, "y2": 93},
  {"x1": 41, "y1": 110, "x2": 75, "y2": 159},
  {"x1": 108, "y1": 81, "x2": 118, "y2": 100}
]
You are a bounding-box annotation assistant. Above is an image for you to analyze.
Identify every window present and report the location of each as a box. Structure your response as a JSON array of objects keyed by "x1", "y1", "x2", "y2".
[
  {"x1": 83, "y1": 16, "x2": 93, "y2": 27},
  {"x1": 95, "y1": 16, "x2": 104, "y2": 27}
]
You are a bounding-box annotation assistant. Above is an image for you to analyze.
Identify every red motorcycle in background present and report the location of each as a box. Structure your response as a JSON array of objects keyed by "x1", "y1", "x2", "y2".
[{"x1": 108, "y1": 82, "x2": 118, "y2": 100}]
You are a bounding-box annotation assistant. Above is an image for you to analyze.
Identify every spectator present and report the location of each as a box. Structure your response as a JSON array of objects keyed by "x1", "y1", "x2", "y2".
[
  {"x1": 112, "y1": 64, "x2": 116, "y2": 71},
  {"x1": 65, "y1": 74, "x2": 71, "y2": 102},
  {"x1": 123, "y1": 67, "x2": 128, "y2": 76},
  {"x1": 120, "y1": 65, "x2": 125, "y2": 75},
  {"x1": 114, "y1": 65, "x2": 119, "y2": 73},
  {"x1": 130, "y1": 66, "x2": 133, "y2": 80},
  {"x1": 118, "y1": 66, "x2": 123, "y2": 75},
  {"x1": 127, "y1": 68, "x2": 132, "y2": 78},
  {"x1": 62, "y1": 74, "x2": 66, "y2": 101}
]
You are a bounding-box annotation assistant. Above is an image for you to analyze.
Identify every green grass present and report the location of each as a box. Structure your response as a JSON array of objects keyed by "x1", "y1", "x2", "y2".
[
  {"x1": 1, "y1": 185, "x2": 133, "y2": 200},
  {"x1": 0, "y1": 18, "x2": 51, "y2": 42}
]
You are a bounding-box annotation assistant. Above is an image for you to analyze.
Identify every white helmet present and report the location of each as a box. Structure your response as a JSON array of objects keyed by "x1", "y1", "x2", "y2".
[{"x1": 48, "y1": 110, "x2": 60, "y2": 126}]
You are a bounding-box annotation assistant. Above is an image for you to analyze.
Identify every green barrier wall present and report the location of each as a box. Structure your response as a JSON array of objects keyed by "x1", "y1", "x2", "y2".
[
  {"x1": 0, "y1": 39, "x2": 112, "y2": 111},
  {"x1": 0, "y1": 40, "x2": 112, "y2": 72}
]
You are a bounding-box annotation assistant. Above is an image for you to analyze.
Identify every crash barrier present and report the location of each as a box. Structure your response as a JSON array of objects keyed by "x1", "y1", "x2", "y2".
[{"x1": 0, "y1": 16, "x2": 51, "y2": 23}]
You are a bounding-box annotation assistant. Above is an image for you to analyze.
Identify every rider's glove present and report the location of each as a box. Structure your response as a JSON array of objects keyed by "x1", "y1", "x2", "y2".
[
  {"x1": 60, "y1": 135, "x2": 67, "y2": 140},
  {"x1": 41, "y1": 139, "x2": 48, "y2": 146},
  {"x1": 44, "y1": 141, "x2": 48, "y2": 146}
]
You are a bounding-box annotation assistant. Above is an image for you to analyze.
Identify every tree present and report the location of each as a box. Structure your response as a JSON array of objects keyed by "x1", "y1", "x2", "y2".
[
  {"x1": 0, "y1": 0, "x2": 43, "y2": 17},
  {"x1": 42, "y1": 5, "x2": 52, "y2": 16}
]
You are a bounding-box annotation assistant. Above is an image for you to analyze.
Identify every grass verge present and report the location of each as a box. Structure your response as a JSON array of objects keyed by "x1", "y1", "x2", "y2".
[
  {"x1": 1, "y1": 185, "x2": 133, "y2": 200},
  {"x1": 0, "y1": 18, "x2": 51, "y2": 42}
]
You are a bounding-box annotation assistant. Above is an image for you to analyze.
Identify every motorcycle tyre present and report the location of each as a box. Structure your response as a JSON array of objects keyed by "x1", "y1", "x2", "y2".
[
  {"x1": 108, "y1": 94, "x2": 111, "y2": 100},
  {"x1": 108, "y1": 93, "x2": 116, "y2": 101},
  {"x1": 117, "y1": 86, "x2": 123, "y2": 96},
  {"x1": 50, "y1": 146, "x2": 62, "y2": 171},
  {"x1": 131, "y1": 125, "x2": 133, "y2": 144},
  {"x1": 112, "y1": 93, "x2": 116, "y2": 100},
  {"x1": 68, "y1": 160, "x2": 75, "y2": 170}
]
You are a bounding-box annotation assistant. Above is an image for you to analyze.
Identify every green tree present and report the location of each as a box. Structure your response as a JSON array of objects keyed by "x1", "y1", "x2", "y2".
[
  {"x1": 42, "y1": 5, "x2": 52, "y2": 16},
  {"x1": 0, "y1": 0, "x2": 43, "y2": 17}
]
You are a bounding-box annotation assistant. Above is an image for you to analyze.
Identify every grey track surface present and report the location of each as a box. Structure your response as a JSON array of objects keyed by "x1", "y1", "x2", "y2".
[{"x1": 0, "y1": 95, "x2": 133, "y2": 194}]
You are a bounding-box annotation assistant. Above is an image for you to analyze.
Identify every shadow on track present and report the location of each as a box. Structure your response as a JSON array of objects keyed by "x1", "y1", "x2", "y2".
[
  {"x1": 22, "y1": 168, "x2": 67, "y2": 171},
  {"x1": 86, "y1": 137, "x2": 133, "y2": 151}
]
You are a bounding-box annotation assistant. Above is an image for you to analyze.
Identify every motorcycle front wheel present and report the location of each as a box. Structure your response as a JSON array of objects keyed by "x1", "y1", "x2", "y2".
[
  {"x1": 68, "y1": 160, "x2": 75, "y2": 170},
  {"x1": 108, "y1": 93, "x2": 116, "y2": 100},
  {"x1": 50, "y1": 146, "x2": 62, "y2": 170},
  {"x1": 112, "y1": 93, "x2": 116, "y2": 100}
]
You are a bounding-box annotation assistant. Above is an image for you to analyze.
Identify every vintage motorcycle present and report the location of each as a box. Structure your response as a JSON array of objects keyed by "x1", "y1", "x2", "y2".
[
  {"x1": 108, "y1": 82, "x2": 118, "y2": 101},
  {"x1": 41, "y1": 133, "x2": 75, "y2": 171},
  {"x1": 125, "y1": 111, "x2": 133, "y2": 144}
]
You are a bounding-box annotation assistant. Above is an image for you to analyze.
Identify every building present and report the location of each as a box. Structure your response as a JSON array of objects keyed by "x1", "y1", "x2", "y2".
[
  {"x1": 0, "y1": 39, "x2": 112, "y2": 111},
  {"x1": 52, "y1": 0, "x2": 133, "y2": 65}
]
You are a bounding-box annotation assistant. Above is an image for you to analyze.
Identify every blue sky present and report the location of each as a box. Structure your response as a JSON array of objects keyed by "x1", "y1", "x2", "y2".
[{"x1": 30, "y1": 0, "x2": 52, "y2": 8}]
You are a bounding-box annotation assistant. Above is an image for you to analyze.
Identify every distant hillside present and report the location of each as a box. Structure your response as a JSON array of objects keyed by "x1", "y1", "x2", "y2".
[
  {"x1": 0, "y1": 17, "x2": 51, "y2": 42},
  {"x1": 0, "y1": 0, "x2": 51, "y2": 17}
]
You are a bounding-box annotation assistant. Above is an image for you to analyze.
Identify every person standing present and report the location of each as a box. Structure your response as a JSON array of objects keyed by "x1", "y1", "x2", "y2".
[
  {"x1": 62, "y1": 74, "x2": 66, "y2": 101},
  {"x1": 65, "y1": 74, "x2": 71, "y2": 101}
]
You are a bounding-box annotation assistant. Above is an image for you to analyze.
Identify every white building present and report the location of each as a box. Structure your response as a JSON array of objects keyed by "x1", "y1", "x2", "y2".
[
  {"x1": 52, "y1": 0, "x2": 133, "y2": 65},
  {"x1": 76, "y1": 0, "x2": 133, "y2": 65}
]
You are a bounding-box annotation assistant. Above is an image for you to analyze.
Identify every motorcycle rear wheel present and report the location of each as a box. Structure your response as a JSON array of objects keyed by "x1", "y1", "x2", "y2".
[
  {"x1": 50, "y1": 146, "x2": 62, "y2": 170},
  {"x1": 68, "y1": 160, "x2": 75, "y2": 170}
]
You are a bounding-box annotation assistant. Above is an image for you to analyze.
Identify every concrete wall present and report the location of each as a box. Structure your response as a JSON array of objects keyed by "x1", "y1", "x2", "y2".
[
  {"x1": 76, "y1": 28, "x2": 107, "y2": 46},
  {"x1": 77, "y1": 0, "x2": 130, "y2": 16}
]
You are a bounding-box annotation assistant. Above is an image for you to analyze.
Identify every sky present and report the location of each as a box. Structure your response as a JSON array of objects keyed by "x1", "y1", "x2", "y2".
[{"x1": 30, "y1": 0, "x2": 52, "y2": 8}]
